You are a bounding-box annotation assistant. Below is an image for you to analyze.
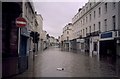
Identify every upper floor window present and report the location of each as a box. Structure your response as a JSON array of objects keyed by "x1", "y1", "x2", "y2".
[
  {"x1": 98, "y1": 22, "x2": 101, "y2": 32},
  {"x1": 89, "y1": 26, "x2": 91, "y2": 33},
  {"x1": 86, "y1": 28, "x2": 87, "y2": 33},
  {"x1": 112, "y1": 15, "x2": 116, "y2": 30},
  {"x1": 90, "y1": 3, "x2": 92, "y2": 8},
  {"x1": 67, "y1": 31, "x2": 69, "y2": 34},
  {"x1": 113, "y1": 2, "x2": 116, "y2": 9},
  {"x1": 83, "y1": 18, "x2": 85, "y2": 25},
  {"x1": 81, "y1": 30, "x2": 82, "y2": 35},
  {"x1": 81, "y1": 20, "x2": 82, "y2": 26},
  {"x1": 86, "y1": 7, "x2": 88, "y2": 11},
  {"x1": 98, "y1": 7, "x2": 101, "y2": 17},
  {"x1": 105, "y1": 3, "x2": 107, "y2": 13},
  {"x1": 93, "y1": 24, "x2": 95, "y2": 32},
  {"x1": 89, "y1": 13, "x2": 91, "y2": 21},
  {"x1": 104, "y1": 19, "x2": 107, "y2": 31},
  {"x1": 83, "y1": 29, "x2": 85, "y2": 36}
]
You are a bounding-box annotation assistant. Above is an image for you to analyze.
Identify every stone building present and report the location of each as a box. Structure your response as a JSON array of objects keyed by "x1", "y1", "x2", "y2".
[
  {"x1": 36, "y1": 14, "x2": 43, "y2": 51},
  {"x1": 2, "y1": 1, "x2": 37, "y2": 78},
  {"x1": 72, "y1": 1, "x2": 120, "y2": 56},
  {"x1": 62, "y1": 23, "x2": 73, "y2": 50}
]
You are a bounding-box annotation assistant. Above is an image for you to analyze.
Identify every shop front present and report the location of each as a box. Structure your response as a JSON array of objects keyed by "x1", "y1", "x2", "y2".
[{"x1": 99, "y1": 31, "x2": 117, "y2": 57}]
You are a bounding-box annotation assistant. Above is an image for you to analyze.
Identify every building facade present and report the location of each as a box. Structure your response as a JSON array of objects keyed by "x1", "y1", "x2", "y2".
[
  {"x1": 20, "y1": 1, "x2": 37, "y2": 73},
  {"x1": 62, "y1": 23, "x2": 73, "y2": 50},
  {"x1": 2, "y1": 1, "x2": 38, "y2": 78},
  {"x1": 72, "y1": 1, "x2": 120, "y2": 56},
  {"x1": 36, "y1": 14, "x2": 43, "y2": 51}
]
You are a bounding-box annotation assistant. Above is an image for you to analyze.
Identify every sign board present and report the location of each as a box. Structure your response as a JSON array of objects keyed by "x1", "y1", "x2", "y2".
[
  {"x1": 16, "y1": 17, "x2": 27, "y2": 27},
  {"x1": 100, "y1": 32, "x2": 112, "y2": 39},
  {"x1": 77, "y1": 39, "x2": 84, "y2": 43},
  {"x1": 80, "y1": 39, "x2": 85, "y2": 43}
]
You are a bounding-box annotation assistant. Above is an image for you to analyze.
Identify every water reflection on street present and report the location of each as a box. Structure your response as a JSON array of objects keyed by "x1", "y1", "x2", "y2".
[{"x1": 16, "y1": 47, "x2": 120, "y2": 77}]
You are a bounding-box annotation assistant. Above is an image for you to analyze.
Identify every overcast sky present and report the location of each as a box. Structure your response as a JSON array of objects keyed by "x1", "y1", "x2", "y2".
[{"x1": 33, "y1": 1, "x2": 88, "y2": 38}]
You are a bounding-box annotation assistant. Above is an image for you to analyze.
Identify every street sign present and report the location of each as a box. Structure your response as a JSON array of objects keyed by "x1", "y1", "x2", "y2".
[{"x1": 16, "y1": 17, "x2": 27, "y2": 27}]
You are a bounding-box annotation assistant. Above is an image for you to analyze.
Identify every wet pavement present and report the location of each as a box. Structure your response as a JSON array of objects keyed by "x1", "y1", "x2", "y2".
[{"x1": 16, "y1": 46, "x2": 120, "y2": 77}]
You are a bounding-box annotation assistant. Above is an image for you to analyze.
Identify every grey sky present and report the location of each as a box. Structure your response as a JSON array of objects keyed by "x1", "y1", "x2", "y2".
[{"x1": 33, "y1": 2, "x2": 88, "y2": 38}]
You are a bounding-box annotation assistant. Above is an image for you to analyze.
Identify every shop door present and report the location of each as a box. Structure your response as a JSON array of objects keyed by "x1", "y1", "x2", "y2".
[{"x1": 18, "y1": 35, "x2": 28, "y2": 73}]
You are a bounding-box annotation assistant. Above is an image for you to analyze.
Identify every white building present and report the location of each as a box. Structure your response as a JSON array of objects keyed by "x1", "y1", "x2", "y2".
[
  {"x1": 21, "y1": 1, "x2": 36, "y2": 56},
  {"x1": 59, "y1": 35, "x2": 64, "y2": 48},
  {"x1": 36, "y1": 14, "x2": 43, "y2": 51},
  {"x1": 62, "y1": 23, "x2": 73, "y2": 49},
  {"x1": 72, "y1": 1, "x2": 120, "y2": 56}
]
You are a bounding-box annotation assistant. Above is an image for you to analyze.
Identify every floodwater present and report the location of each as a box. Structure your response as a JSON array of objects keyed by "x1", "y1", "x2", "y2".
[{"x1": 16, "y1": 46, "x2": 120, "y2": 77}]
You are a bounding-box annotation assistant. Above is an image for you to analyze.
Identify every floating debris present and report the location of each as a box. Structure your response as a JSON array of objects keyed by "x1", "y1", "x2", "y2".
[{"x1": 57, "y1": 68, "x2": 64, "y2": 71}]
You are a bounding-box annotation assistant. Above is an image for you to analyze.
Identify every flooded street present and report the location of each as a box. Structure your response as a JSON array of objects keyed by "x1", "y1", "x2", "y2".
[
  {"x1": 16, "y1": 47, "x2": 120, "y2": 77},
  {"x1": 3, "y1": 1, "x2": 120, "y2": 79}
]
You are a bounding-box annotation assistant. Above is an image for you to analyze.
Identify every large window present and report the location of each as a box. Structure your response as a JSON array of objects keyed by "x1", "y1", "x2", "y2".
[
  {"x1": 104, "y1": 19, "x2": 107, "y2": 31},
  {"x1": 98, "y1": 22, "x2": 101, "y2": 32},
  {"x1": 93, "y1": 24, "x2": 95, "y2": 32},
  {"x1": 67, "y1": 31, "x2": 69, "y2": 34},
  {"x1": 98, "y1": 7, "x2": 101, "y2": 17},
  {"x1": 89, "y1": 26, "x2": 91, "y2": 33},
  {"x1": 81, "y1": 30, "x2": 82, "y2": 35},
  {"x1": 81, "y1": 20, "x2": 82, "y2": 26},
  {"x1": 86, "y1": 28, "x2": 87, "y2": 34},
  {"x1": 105, "y1": 3, "x2": 107, "y2": 13},
  {"x1": 83, "y1": 29, "x2": 85, "y2": 36},
  {"x1": 112, "y1": 15, "x2": 116, "y2": 30},
  {"x1": 89, "y1": 13, "x2": 91, "y2": 21},
  {"x1": 86, "y1": 7, "x2": 88, "y2": 11},
  {"x1": 90, "y1": 3, "x2": 92, "y2": 8}
]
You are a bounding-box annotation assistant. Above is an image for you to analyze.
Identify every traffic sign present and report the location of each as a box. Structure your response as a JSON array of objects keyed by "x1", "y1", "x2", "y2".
[{"x1": 16, "y1": 17, "x2": 27, "y2": 27}]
